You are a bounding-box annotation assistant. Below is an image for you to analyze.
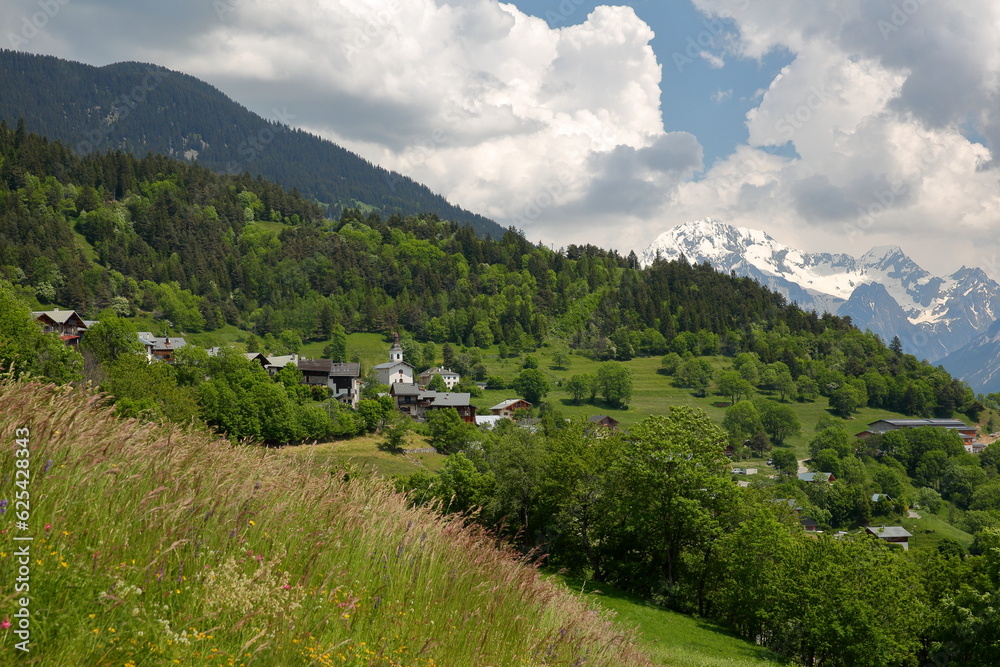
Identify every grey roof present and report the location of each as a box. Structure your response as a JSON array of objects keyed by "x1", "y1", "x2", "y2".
[
  {"x1": 588, "y1": 415, "x2": 618, "y2": 423},
  {"x1": 871, "y1": 418, "x2": 970, "y2": 428},
  {"x1": 798, "y1": 472, "x2": 834, "y2": 482},
  {"x1": 423, "y1": 391, "x2": 472, "y2": 407},
  {"x1": 267, "y1": 354, "x2": 299, "y2": 368},
  {"x1": 421, "y1": 366, "x2": 459, "y2": 376},
  {"x1": 476, "y1": 415, "x2": 504, "y2": 427},
  {"x1": 872, "y1": 493, "x2": 891, "y2": 502},
  {"x1": 297, "y1": 359, "x2": 335, "y2": 373},
  {"x1": 390, "y1": 383, "x2": 421, "y2": 396},
  {"x1": 867, "y1": 526, "x2": 912, "y2": 539},
  {"x1": 491, "y1": 399, "x2": 531, "y2": 410},
  {"x1": 32, "y1": 309, "x2": 85, "y2": 325},
  {"x1": 137, "y1": 333, "x2": 186, "y2": 351},
  {"x1": 328, "y1": 363, "x2": 361, "y2": 377},
  {"x1": 373, "y1": 361, "x2": 413, "y2": 370}
]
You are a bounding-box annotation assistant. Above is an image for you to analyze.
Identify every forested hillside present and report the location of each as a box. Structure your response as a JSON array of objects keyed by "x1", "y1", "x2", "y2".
[
  {"x1": 0, "y1": 121, "x2": 983, "y2": 422},
  {"x1": 5, "y1": 121, "x2": 1000, "y2": 666},
  {"x1": 0, "y1": 49, "x2": 504, "y2": 237}
]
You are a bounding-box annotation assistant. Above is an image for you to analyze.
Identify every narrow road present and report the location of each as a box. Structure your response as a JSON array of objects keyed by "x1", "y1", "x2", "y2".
[{"x1": 797, "y1": 459, "x2": 808, "y2": 474}]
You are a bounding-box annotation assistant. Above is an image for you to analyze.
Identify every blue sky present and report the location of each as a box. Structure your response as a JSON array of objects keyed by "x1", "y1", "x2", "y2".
[{"x1": 507, "y1": 0, "x2": 794, "y2": 168}]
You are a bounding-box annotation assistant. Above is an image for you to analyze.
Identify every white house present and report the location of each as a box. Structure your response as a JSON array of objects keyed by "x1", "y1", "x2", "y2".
[
  {"x1": 373, "y1": 333, "x2": 414, "y2": 385},
  {"x1": 419, "y1": 366, "x2": 460, "y2": 389}
]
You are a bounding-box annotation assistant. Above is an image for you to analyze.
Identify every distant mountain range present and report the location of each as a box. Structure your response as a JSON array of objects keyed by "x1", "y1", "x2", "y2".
[
  {"x1": 0, "y1": 49, "x2": 505, "y2": 238},
  {"x1": 641, "y1": 219, "x2": 1000, "y2": 391}
]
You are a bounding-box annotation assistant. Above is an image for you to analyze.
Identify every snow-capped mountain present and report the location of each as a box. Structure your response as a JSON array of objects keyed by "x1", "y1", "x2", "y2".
[
  {"x1": 640, "y1": 219, "x2": 1000, "y2": 364},
  {"x1": 942, "y1": 320, "x2": 1000, "y2": 393}
]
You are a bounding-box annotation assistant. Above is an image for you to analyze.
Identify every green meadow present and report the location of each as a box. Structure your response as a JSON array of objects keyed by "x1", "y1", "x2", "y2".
[{"x1": 0, "y1": 380, "x2": 653, "y2": 666}]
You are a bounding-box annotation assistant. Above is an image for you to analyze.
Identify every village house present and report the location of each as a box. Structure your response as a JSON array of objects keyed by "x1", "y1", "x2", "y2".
[
  {"x1": 418, "y1": 366, "x2": 460, "y2": 389},
  {"x1": 587, "y1": 415, "x2": 620, "y2": 430},
  {"x1": 373, "y1": 333, "x2": 414, "y2": 386},
  {"x1": 265, "y1": 354, "x2": 300, "y2": 375},
  {"x1": 798, "y1": 472, "x2": 836, "y2": 483},
  {"x1": 389, "y1": 383, "x2": 476, "y2": 422},
  {"x1": 866, "y1": 525, "x2": 912, "y2": 550},
  {"x1": 137, "y1": 332, "x2": 187, "y2": 363},
  {"x1": 490, "y1": 399, "x2": 532, "y2": 418},
  {"x1": 296, "y1": 359, "x2": 361, "y2": 408},
  {"x1": 857, "y1": 418, "x2": 978, "y2": 447},
  {"x1": 32, "y1": 309, "x2": 88, "y2": 347}
]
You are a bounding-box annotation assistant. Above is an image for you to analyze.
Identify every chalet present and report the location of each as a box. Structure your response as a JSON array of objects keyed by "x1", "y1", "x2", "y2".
[
  {"x1": 858, "y1": 418, "x2": 978, "y2": 446},
  {"x1": 32, "y1": 309, "x2": 88, "y2": 347},
  {"x1": 418, "y1": 366, "x2": 460, "y2": 389},
  {"x1": 244, "y1": 352, "x2": 269, "y2": 369},
  {"x1": 296, "y1": 359, "x2": 362, "y2": 408},
  {"x1": 422, "y1": 391, "x2": 477, "y2": 423},
  {"x1": 265, "y1": 354, "x2": 300, "y2": 375},
  {"x1": 373, "y1": 333, "x2": 414, "y2": 386},
  {"x1": 390, "y1": 384, "x2": 477, "y2": 423},
  {"x1": 491, "y1": 399, "x2": 532, "y2": 418},
  {"x1": 137, "y1": 332, "x2": 187, "y2": 363},
  {"x1": 866, "y1": 525, "x2": 912, "y2": 550},
  {"x1": 799, "y1": 472, "x2": 836, "y2": 483},
  {"x1": 965, "y1": 442, "x2": 988, "y2": 454},
  {"x1": 800, "y1": 517, "x2": 819, "y2": 532},
  {"x1": 390, "y1": 382, "x2": 421, "y2": 417},
  {"x1": 326, "y1": 362, "x2": 362, "y2": 408},
  {"x1": 476, "y1": 415, "x2": 504, "y2": 429},
  {"x1": 588, "y1": 415, "x2": 620, "y2": 430}
]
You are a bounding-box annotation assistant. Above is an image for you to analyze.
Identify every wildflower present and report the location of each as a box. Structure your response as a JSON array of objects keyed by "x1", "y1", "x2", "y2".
[
  {"x1": 1, "y1": 618, "x2": 10, "y2": 630},
  {"x1": 0, "y1": 499, "x2": 7, "y2": 515},
  {"x1": 44, "y1": 523, "x2": 51, "y2": 531},
  {"x1": 43, "y1": 460, "x2": 52, "y2": 473},
  {"x1": 248, "y1": 521, "x2": 256, "y2": 526}
]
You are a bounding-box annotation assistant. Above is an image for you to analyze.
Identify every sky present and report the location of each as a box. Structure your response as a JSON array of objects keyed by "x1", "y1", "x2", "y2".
[{"x1": 4, "y1": 0, "x2": 1000, "y2": 278}]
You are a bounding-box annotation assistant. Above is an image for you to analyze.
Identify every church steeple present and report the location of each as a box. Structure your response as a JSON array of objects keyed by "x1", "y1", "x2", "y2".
[{"x1": 389, "y1": 331, "x2": 403, "y2": 363}]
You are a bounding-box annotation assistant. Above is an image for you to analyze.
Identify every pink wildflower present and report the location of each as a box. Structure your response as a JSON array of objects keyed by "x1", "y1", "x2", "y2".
[
  {"x1": 0, "y1": 618, "x2": 10, "y2": 630},
  {"x1": 44, "y1": 523, "x2": 51, "y2": 531}
]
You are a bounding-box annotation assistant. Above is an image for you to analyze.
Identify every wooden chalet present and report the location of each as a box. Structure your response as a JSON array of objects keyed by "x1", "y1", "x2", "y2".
[
  {"x1": 866, "y1": 525, "x2": 912, "y2": 550},
  {"x1": 490, "y1": 399, "x2": 532, "y2": 418},
  {"x1": 587, "y1": 415, "x2": 620, "y2": 430},
  {"x1": 32, "y1": 309, "x2": 88, "y2": 347}
]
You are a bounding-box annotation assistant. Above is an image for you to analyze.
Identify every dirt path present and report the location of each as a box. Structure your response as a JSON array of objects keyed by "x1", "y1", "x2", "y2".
[
  {"x1": 797, "y1": 459, "x2": 808, "y2": 474},
  {"x1": 907, "y1": 510, "x2": 921, "y2": 519}
]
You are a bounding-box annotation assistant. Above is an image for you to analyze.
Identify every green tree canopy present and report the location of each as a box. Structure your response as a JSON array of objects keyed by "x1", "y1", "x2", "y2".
[{"x1": 512, "y1": 368, "x2": 549, "y2": 404}]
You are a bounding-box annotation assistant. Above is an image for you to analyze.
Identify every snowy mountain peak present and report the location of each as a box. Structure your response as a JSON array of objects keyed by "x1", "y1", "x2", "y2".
[{"x1": 640, "y1": 220, "x2": 1000, "y2": 367}]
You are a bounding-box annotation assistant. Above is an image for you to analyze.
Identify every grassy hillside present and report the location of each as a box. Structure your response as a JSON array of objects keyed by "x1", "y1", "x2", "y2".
[
  {"x1": 554, "y1": 578, "x2": 788, "y2": 667},
  {"x1": 0, "y1": 380, "x2": 653, "y2": 665}
]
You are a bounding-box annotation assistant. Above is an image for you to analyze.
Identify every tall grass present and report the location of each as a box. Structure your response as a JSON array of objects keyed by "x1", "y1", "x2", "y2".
[{"x1": 0, "y1": 381, "x2": 652, "y2": 665}]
